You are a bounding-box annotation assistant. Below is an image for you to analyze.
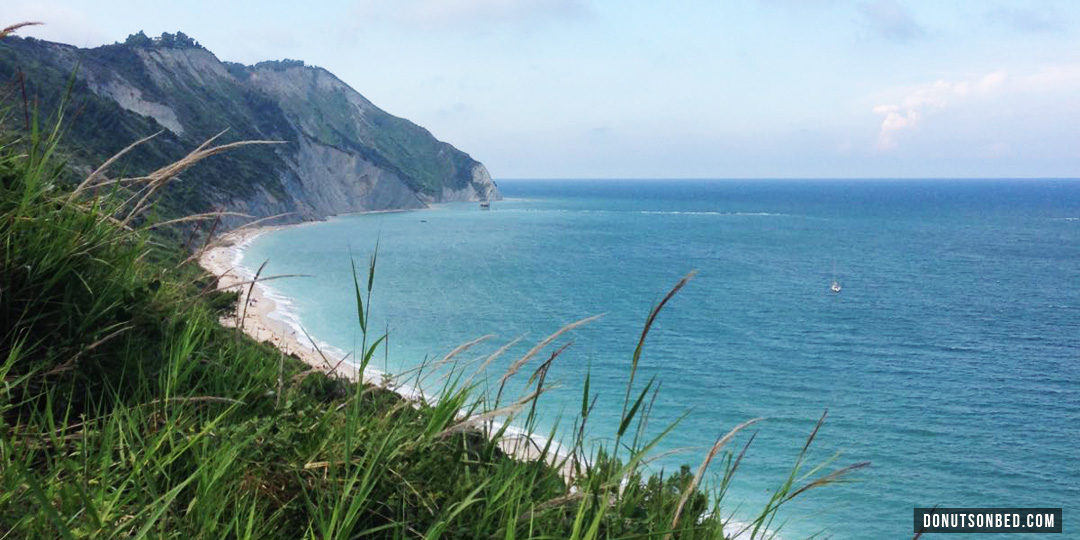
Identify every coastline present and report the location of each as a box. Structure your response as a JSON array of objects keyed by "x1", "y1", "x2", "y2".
[
  {"x1": 196, "y1": 208, "x2": 462, "y2": 392},
  {"x1": 197, "y1": 215, "x2": 573, "y2": 476},
  {"x1": 200, "y1": 224, "x2": 374, "y2": 384}
]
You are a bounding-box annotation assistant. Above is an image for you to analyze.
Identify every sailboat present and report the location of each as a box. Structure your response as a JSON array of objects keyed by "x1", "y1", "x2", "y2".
[{"x1": 830, "y1": 261, "x2": 842, "y2": 293}]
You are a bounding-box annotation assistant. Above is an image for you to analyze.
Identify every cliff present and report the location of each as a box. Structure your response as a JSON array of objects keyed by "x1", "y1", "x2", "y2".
[{"x1": 0, "y1": 32, "x2": 500, "y2": 227}]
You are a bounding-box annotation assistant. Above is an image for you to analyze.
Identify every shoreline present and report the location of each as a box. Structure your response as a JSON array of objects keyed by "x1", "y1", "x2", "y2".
[
  {"x1": 199, "y1": 222, "x2": 427, "y2": 399},
  {"x1": 197, "y1": 213, "x2": 574, "y2": 477},
  {"x1": 200, "y1": 225, "x2": 361, "y2": 378}
]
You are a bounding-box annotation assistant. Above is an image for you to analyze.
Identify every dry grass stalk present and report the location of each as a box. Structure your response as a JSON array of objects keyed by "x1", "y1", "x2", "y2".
[
  {"x1": 226, "y1": 211, "x2": 297, "y2": 234},
  {"x1": 119, "y1": 137, "x2": 284, "y2": 226},
  {"x1": 0, "y1": 22, "x2": 42, "y2": 39},
  {"x1": 140, "y1": 396, "x2": 245, "y2": 408},
  {"x1": 785, "y1": 461, "x2": 870, "y2": 502},
  {"x1": 193, "y1": 128, "x2": 229, "y2": 152},
  {"x1": 431, "y1": 334, "x2": 494, "y2": 372},
  {"x1": 436, "y1": 388, "x2": 545, "y2": 439},
  {"x1": 527, "y1": 341, "x2": 571, "y2": 387},
  {"x1": 70, "y1": 129, "x2": 163, "y2": 199},
  {"x1": 239, "y1": 260, "x2": 269, "y2": 334},
  {"x1": 209, "y1": 273, "x2": 311, "y2": 294},
  {"x1": 639, "y1": 446, "x2": 695, "y2": 467},
  {"x1": 631, "y1": 270, "x2": 696, "y2": 373},
  {"x1": 462, "y1": 336, "x2": 522, "y2": 387},
  {"x1": 289, "y1": 367, "x2": 319, "y2": 385},
  {"x1": 325, "y1": 351, "x2": 355, "y2": 380},
  {"x1": 144, "y1": 211, "x2": 252, "y2": 230},
  {"x1": 669, "y1": 417, "x2": 764, "y2": 535},
  {"x1": 298, "y1": 325, "x2": 335, "y2": 373},
  {"x1": 199, "y1": 214, "x2": 223, "y2": 260},
  {"x1": 64, "y1": 130, "x2": 285, "y2": 250},
  {"x1": 180, "y1": 211, "x2": 297, "y2": 267},
  {"x1": 44, "y1": 324, "x2": 133, "y2": 375},
  {"x1": 499, "y1": 314, "x2": 603, "y2": 387}
]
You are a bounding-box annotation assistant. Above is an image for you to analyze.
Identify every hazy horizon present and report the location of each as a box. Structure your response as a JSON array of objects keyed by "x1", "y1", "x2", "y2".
[{"x1": 8, "y1": 1, "x2": 1080, "y2": 180}]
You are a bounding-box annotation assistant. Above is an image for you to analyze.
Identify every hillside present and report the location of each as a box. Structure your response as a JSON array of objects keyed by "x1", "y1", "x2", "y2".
[{"x1": 0, "y1": 31, "x2": 499, "y2": 227}]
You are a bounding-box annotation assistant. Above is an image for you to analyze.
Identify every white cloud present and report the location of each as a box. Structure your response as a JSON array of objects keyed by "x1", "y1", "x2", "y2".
[{"x1": 872, "y1": 70, "x2": 1007, "y2": 150}]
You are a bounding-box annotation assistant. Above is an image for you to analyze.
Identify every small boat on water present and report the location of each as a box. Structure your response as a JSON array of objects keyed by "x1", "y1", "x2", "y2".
[
  {"x1": 830, "y1": 260, "x2": 842, "y2": 293},
  {"x1": 479, "y1": 201, "x2": 490, "y2": 210}
]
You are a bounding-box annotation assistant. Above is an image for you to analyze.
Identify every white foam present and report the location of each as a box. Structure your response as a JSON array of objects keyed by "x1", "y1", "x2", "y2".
[{"x1": 724, "y1": 520, "x2": 780, "y2": 539}]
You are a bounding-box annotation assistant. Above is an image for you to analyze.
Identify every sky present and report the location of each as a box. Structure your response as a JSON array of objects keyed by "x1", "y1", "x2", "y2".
[{"x1": 7, "y1": 0, "x2": 1080, "y2": 179}]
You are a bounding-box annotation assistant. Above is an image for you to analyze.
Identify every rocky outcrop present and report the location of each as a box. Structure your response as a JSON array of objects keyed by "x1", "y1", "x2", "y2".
[{"x1": 0, "y1": 32, "x2": 500, "y2": 228}]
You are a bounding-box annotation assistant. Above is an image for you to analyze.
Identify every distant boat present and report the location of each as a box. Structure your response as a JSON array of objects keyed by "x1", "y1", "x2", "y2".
[
  {"x1": 830, "y1": 260, "x2": 842, "y2": 293},
  {"x1": 479, "y1": 201, "x2": 490, "y2": 210}
]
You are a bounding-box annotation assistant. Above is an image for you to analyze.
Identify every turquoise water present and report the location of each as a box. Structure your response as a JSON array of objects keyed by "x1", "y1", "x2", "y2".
[{"x1": 242, "y1": 180, "x2": 1080, "y2": 538}]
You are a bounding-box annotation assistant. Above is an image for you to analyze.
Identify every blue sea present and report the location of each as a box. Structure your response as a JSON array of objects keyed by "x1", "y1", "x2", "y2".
[{"x1": 241, "y1": 180, "x2": 1080, "y2": 538}]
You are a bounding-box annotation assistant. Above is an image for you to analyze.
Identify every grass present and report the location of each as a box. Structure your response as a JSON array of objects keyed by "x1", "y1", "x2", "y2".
[{"x1": 0, "y1": 28, "x2": 865, "y2": 538}]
